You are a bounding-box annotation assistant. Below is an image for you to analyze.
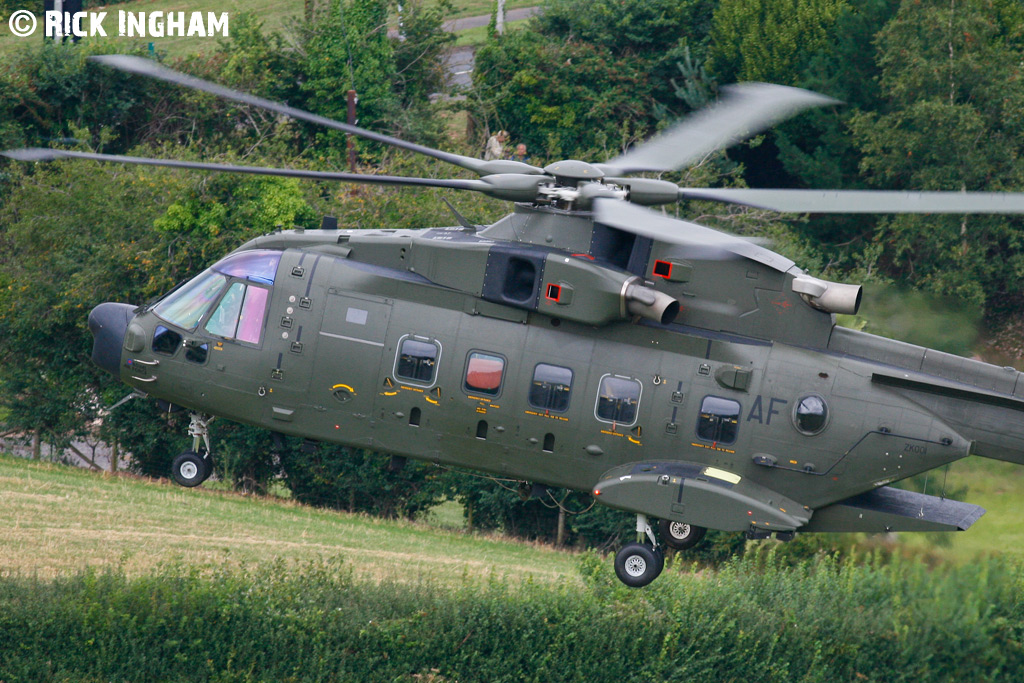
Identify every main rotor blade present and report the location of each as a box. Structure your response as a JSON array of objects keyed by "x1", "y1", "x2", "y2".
[
  {"x1": 677, "y1": 188, "x2": 1024, "y2": 214},
  {"x1": 599, "y1": 83, "x2": 840, "y2": 175},
  {"x1": 592, "y1": 198, "x2": 795, "y2": 272},
  {"x1": 1, "y1": 148, "x2": 489, "y2": 192},
  {"x1": 88, "y1": 55, "x2": 544, "y2": 177}
]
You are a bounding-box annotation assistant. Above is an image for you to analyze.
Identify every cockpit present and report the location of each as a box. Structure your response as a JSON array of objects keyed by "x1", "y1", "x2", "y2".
[{"x1": 152, "y1": 250, "x2": 281, "y2": 345}]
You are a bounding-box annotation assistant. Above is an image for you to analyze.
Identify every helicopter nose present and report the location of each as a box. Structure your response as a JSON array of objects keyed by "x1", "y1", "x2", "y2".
[{"x1": 88, "y1": 302, "x2": 134, "y2": 376}]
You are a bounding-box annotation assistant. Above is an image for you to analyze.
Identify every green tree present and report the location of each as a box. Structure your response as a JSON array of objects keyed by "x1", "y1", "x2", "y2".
[
  {"x1": 771, "y1": 0, "x2": 901, "y2": 190},
  {"x1": 471, "y1": 0, "x2": 719, "y2": 160},
  {"x1": 0, "y1": 159, "x2": 188, "y2": 459},
  {"x1": 849, "y1": 0, "x2": 1024, "y2": 308},
  {"x1": 708, "y1": 0, "x2": 850, "y2": 84},
  {"x1": 300, "y1": 0, "x2": 397, "y2": 159},
  {"x1": 280, "y1": 444, "x2": 446, "y2": 519},
  {"x1": 0, "y1": 148, "x2": 318, "y2": 483},
  {"x1": 472, "y1": 30, "x2": 654, "y2": 159},
  {"x1": 392, "y1": 0, "x2": 456, "y2": 106},
  {"x1": 537, "y1": 0, "x2": 718, "y2": 108},
  {"x1": 705, "y1": 0, "x2": 855, "y2": 203},
  {"x1": 0, "y1": 41, "x2": 163, "y2": 153}
]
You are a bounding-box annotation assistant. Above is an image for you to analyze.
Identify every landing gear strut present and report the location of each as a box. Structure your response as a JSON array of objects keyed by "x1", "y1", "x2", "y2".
[
  {"x1": 171, "y1": 413, "x2": 215, "y2": 487},
  {"x1": 614, "y1": 514, "x2": 664, "y2": 588}
]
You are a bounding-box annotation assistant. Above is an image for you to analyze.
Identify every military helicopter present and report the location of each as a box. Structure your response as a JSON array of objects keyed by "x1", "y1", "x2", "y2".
[{"x1": 8, "y1": 54, "x2": 1024, "y2": 587}]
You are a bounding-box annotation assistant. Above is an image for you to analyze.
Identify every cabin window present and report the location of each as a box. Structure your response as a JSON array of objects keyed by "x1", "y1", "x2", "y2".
[
  {"x1": 794, "y1": 394, "x2": 829, "y2": 435},
  {"x1": 595, "y1": 375, "x2": 642, "y2": 425},
  {"x1": 204, "y1": 282, "x2": 270, "y2": 344},
  {"x1": 152, "y1": 326, "x2": 182, "y2": 356},
  {"x1": 396, "y1": 336, "x2": 440, "y2": 385},
  {"x1": 528, "y1": 363, "x2": 573, "y2": 413},
  {"x1": 696, "y1": 395, "x2": 741, "y2": 445},
  {"x1": 185, "y1": 342, "x2": 209, "y2": 365},
  {"x1": 464, "y1": 351, "x2": 505, "y2": 397}
]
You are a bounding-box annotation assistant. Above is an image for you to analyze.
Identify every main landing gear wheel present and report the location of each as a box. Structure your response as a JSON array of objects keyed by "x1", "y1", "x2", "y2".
[
  {"x1": 659, "y1": 519, "x2": 707, "y2": 550},
  {"x1": 614, "y1": 542, "x2": 664, "y2": 588},
  {"x1": 171, "y1": 450, "x2": 210, "y2": 487}
]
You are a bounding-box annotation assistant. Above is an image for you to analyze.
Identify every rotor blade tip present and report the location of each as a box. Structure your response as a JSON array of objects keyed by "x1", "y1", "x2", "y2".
[
  {"x1": 1, "y1": 148, "x2": 63, "y2": 162},
  {"x1": 88, "y1": 54, "x2": 127, "y2": 65},
  {"x1": 89, "y1": 54, "x2": 161, "y2": 75}
]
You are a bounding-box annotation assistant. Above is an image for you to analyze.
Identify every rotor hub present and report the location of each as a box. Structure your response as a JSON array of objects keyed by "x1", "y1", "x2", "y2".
[{"x1": 543, "y1": 160, "x2": 605, "y2": 186}]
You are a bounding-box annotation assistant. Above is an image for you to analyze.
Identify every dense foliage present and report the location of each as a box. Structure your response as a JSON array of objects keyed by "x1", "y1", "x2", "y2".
[{"x1": 1, "y1": 552, "x2": 1022, "y2": 681}]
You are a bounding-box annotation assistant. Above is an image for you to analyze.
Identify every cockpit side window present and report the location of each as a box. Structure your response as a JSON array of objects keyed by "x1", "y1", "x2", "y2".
[
  {"x1": 236, "y1": 286, "x2": 270, "y2": 343},
  {"x1": 204, "y1": 282, "x2": 270, "y2": 344},
  {"x1": 206, "y1": 282, "x2": 246, "y2": 338}
]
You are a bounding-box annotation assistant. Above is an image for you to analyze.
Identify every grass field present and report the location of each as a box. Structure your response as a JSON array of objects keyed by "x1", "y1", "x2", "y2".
[
  {"x1": 3, "y1": 452, "x2": 1024, "y2": 681},
  {"x1": 0, "y1": 454, "x2": 578, "y2": 584},
  {"x1": 2, "y1": 450, "x2": 1024, "y2": 586},
  {"x1": 898, "y1": 456, "x2": 1024, "y2": 560},
  {"x1": 0, "y1": 0, "x2": 537, "y2": 58}
]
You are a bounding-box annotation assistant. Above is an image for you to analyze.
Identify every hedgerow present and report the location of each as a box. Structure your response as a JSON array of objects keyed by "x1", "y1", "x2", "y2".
[{"x1": 1, "y1": 549, "x2": 1021, "y2": 682}]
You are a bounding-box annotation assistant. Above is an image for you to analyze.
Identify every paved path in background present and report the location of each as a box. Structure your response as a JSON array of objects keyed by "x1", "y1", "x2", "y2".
[
  {"x1": 2, "y1": 434, "x2": 116, "y2": 471},
  {"x1": 442, "y1": 6, "x2": 540, "y2": 32},
  {"x1": 442, "y1": 7, "x2": 540, "y2": 90}
]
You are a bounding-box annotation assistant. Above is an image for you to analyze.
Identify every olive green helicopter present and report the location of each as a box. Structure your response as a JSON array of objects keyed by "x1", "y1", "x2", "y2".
[{"x1": 8, "y1": 55, "x2": 1024, "y2": 587}]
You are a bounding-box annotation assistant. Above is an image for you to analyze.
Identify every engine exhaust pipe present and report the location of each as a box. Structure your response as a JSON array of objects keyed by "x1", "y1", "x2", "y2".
[
  {"x1": 792, "y1": 275, "x2": 863, "y2": 315},
  {"x1": 624, "y1": 282, "x2": 680, "y2": 325}
]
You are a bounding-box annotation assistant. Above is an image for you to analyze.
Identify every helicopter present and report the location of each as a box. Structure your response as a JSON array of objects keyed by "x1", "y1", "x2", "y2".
[{"x1": 7, "y1": 54, "x2": 1024, "y2": 588}]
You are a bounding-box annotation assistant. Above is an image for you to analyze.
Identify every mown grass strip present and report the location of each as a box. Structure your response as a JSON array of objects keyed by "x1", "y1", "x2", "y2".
[{"x1": 0, "y1": 454, "x2": 577, "y2": 585}]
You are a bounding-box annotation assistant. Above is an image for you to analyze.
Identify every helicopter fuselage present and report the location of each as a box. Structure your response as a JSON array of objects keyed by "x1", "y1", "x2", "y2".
[{"x1": 89, "y1": 212, "x2": 1024, "y2": 538}]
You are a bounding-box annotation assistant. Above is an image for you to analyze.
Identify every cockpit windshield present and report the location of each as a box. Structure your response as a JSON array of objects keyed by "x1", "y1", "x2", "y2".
[
  {"x1": 154, "y1": 270, "x2": 228, "y2": 330},
  {"x1": 153, "y1": 250, "x2": 281, "y2": 331}
]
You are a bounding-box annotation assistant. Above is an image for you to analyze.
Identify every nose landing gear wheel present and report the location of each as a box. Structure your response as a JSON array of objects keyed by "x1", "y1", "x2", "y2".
[
  {"x1": 659, "y1": 519, "x2": 707, "y2": 550},
  {"x1": 171, "y1": 450, "x2": 211, "y2": 487},
  {"x1": 614, "y1": 542, "x2": 664, "y2": 588}
]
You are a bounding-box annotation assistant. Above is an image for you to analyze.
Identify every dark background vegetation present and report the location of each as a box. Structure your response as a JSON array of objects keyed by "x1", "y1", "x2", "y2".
[{"x1": 2, "y1": 0, "x2": 1024, "y2": 553}]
